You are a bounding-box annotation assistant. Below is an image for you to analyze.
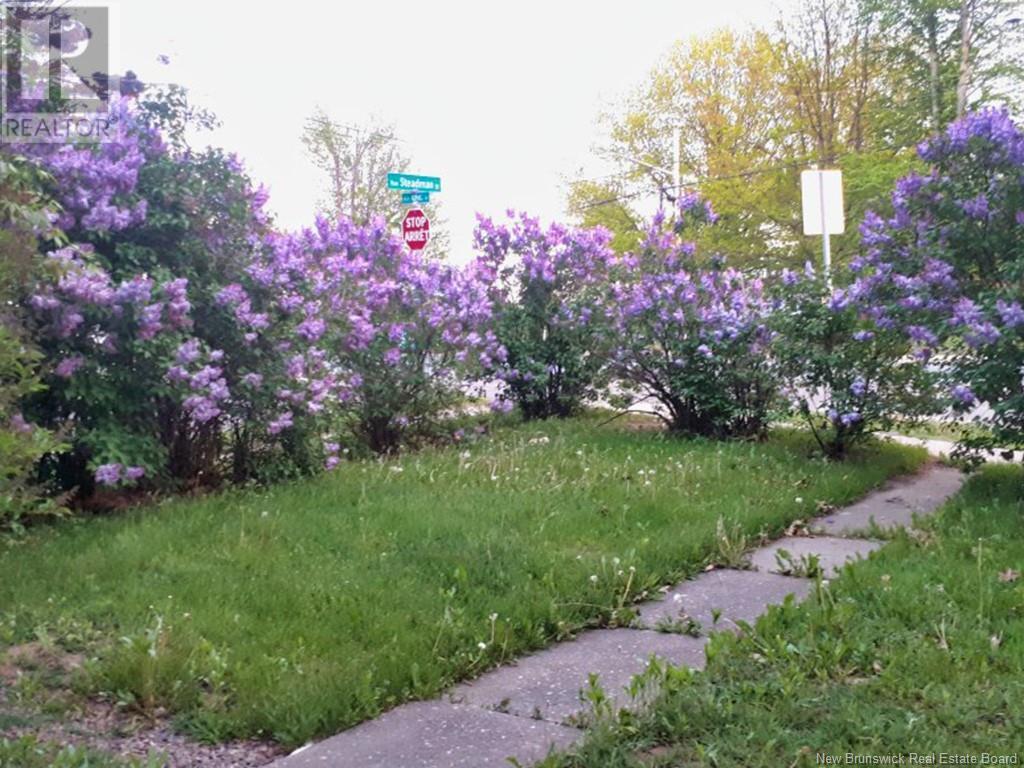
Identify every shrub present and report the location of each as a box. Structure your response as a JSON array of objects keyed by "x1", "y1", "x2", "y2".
[
  {"x1": 852, "y1": 109, "x2": 1024, "y2": 459},
  {"x1": 0, "y1": 155, "x2": 66, "y2": 528},
  {"x1": 473, "y1": 212, "x2": 613, "y2": 419},
  {"x1": 771, "y1": 267, "x2": 939, "y2": 459},
  {"x1": 228, "y1": 215, "x2": 499, "y2": 455},
  {"x1": 600, "y1": 195, "x2": 777, "y2": 437},
  {"x1": 17, "y1": 93, "x2": 277, "y2": 494}
]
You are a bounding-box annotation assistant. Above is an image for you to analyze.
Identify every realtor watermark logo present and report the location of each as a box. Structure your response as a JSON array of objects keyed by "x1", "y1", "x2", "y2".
[
  {"x1": 0, "y1": 0, "x2": 121, "y2": 143},
  {"x1": 816, "y1": 752, "x2": 1018, "y2": 765}
]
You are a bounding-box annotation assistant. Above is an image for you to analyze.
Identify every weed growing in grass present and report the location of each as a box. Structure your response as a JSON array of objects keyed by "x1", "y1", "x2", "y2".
[
  {"x1": 653, "y1": 614, "x2": 702, "y2": 637},
  {"x1": 772, "y1": 549, "x2": 823, "y2": 578},
  {"x1": 87, "y1": 612, "x2": 232, "y2": 731},
  {"x1": 712, "y1": 517, "x2": 752, "y2": 569}
]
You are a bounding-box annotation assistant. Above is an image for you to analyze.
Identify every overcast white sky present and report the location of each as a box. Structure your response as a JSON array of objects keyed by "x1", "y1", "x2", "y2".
[{"x1": 118, "y1": 1, "x2": 787, "y2": 257}]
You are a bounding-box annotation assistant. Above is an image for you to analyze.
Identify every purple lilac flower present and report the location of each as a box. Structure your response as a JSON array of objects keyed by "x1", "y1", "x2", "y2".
[
  {"x1": 55, "y1": 355, "x2": 85, "y2": 378},
  {"x1": 95, "y1": 463, "x2": 123, "y2": 486},
  {"x1": 840, "y1": 412, "x2": 862, "y2": 427},
  {"x1": 490, "y1": 399, "x2": 514, "y2": 414},
  {"x1": 964, "y1": 322, "x2": 1001, "y2": 348},
  {"x1": 176, "y1": 338, "x2": 201, "y2": 364},
  {"x1": 166, "y1": 365, "x2": 189, "y2": 383},
  {"x1": 958, "y1": 193, "x2": 990, "y2": 220},
  {"x1": 996, "y1": 300, "x2": 1024, "y2": 329},
  {"x1": 951, "y1": 384, "x2": 977, "y2": 406},
  {"x1": 268, "y1": 411, "x2": 294, "y2": 435},
  {"x1": 9, "y1": 413, "x2": 33, "y2": 434}
]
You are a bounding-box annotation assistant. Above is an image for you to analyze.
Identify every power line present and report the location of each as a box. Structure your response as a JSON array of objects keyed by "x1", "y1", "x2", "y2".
[{"x1": 576, "y1": 145, "x2": 914, "y2": 211}]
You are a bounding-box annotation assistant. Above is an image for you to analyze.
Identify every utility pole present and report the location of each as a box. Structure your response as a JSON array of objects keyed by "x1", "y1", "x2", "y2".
[
  {"x1": 673, "y1": 126, "x2": 681, "y2": 203},
  {"x1": 609, "y1": 126, "x2": 683, "y2": 212}
]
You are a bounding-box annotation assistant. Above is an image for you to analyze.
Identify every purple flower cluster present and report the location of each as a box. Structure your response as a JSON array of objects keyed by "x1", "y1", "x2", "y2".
[
  {"x1": 847, "y1": 109, "x2": 1024, "y2": 370},
  {"x1": 94, "y1": 463, "x2": 145, "y2": 486},
  {"x1": 852, "y1": 108, "x2": 1024, "y2": 424},
  {"x1": 17, "y1": 101, "x2": 159, "y2": 233}
]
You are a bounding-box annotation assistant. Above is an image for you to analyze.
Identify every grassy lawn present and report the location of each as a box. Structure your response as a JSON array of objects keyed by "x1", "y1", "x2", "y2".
[
  {"x1": 543, "y1": 463, "x2": 1024, "y2": 767},
  {"x1": 0, "y1": 417, "x2": 924, "y2": 747},
  {"x1": 0, "y1": 737, "x2": 158, "y2": 768},
  {"x1": 888, "y1": 419, "x2": 995, "y2": 444}
]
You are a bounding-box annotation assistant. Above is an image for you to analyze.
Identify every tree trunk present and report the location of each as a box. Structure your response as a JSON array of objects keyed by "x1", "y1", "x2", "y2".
[
  {"x1": 927, "y1": 13, "x2": 942, "y2": 131},
  {"x1": 956, "y1": 0, "x2": 975, "y2": 118}
]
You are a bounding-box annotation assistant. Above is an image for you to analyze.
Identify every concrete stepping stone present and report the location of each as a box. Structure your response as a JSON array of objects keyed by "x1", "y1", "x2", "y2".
[
  {"x1": 811, "y1": 465, "x2": 964, "y2": 535},
  {"x1": 450, "y1": 629, "x2": 706, "y2": 724},
  {"x1": 634, "y1": 568, "x2": 813, "y2": 633},
  {"x1": 748, "y1": 535, "x2": 883, "y2": 576},
  {"x1": 271, "y1": 700, "x2": 579, "y2": 768}
]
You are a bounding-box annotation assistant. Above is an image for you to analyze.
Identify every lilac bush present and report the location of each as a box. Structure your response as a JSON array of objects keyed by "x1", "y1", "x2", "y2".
[
  {"x1": 600, "y1": 195, "x2": 777, "y2": 437},
  {"x1": 16, "y1": 91, "x2": 283, "y2": 491},
  {"x1": 473, "y1": 211, "x2": 613, "y2": 419},
  {"x1": 850, "y1": 109, "x2": 1024, "y2": 458},
  {"x1": 233, "y1": 215, "x2": 500, "y2": 454},
  {"x1": 13, "y1": 82, "x2": 504, "y2": 497},
  {"x1": 771, "y1": 266, "x2": 939, "y2": 459}
]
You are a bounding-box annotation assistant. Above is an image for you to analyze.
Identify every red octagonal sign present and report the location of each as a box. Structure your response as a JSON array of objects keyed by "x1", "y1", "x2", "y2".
[{"x1": 402, "y1": 208, "x2": 430, "y2": 252}]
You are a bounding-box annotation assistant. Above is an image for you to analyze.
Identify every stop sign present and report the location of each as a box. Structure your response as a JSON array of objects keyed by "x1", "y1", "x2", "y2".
[{"x1": 402, "y1": 208, "x2": 430, "y2": 252}]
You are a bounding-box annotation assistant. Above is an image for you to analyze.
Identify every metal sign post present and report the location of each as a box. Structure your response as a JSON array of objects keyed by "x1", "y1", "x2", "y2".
[{"x1": 800, "y1": 168, "x2": 845, "y2": 287}]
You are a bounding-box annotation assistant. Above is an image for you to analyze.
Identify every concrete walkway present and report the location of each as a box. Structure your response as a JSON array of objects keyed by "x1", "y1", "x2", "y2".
[
  {"x1": 881, "y1": 433, "x2": 1022, "y2": 464},
  {"x1": 272, "y1": 462, "x2": 964, "y2": 768}
]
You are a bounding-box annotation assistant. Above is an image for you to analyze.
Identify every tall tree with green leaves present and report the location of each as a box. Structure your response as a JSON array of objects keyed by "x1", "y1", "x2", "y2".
[
  {"x1": 582, "y1": 29, "x2": 804, "y2": 267},
  {"x1": 860, "y1": 0, "x2": 1023, "y2": 139},
  {"x1": 565, "y1": 179, "x2": 641, "y2": 253},
  {"x1": 777, "y1": 0, "x2": 923, "y2": 261}
]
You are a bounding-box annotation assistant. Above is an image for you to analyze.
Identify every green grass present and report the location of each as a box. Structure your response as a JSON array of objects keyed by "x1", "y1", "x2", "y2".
[
  {"x1": 0, "y1": 737, "x2": 162, "y2": 768},
  {"x1": 888, "y1": 418, "x2": 994, "y2": 444},
  {"x1": 0, "y1": 417, "x2": 925, "y2": 746},
  {"x1": 542, "y1": 463, "x2": 1024, "y2": 767}
]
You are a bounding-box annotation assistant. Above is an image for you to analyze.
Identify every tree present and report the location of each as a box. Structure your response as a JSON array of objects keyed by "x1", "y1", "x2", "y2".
[
  {"x1": 302, "y1": 108, "x2": 409, "y2": 227},
  {"x1": 595, "y1": 29, "x2": 803, "y2": 268},
  {"x1": 566, "y1": 179, "x2": 642, "y2": 254},
  {"x1": 597, "y1": 195, "x2": 778, "y2": 437},
  {"x1": 852, "y1": 109, "x2": 1024, "y2": 460},
  {"x1": 474, "y1": 211, "x2": 615, "y2": 419},
  {"x1": 861, "y1": 0, "x2": 1023, "y2": 137}
]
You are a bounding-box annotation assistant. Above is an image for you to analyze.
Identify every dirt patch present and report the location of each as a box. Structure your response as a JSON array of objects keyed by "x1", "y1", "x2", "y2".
[
  {"x1": 0, "y1": 698, "x2": 285, "y2": 767},
  {"x1": 0, "y1": 643, "x2": 284, "y2": 767}
]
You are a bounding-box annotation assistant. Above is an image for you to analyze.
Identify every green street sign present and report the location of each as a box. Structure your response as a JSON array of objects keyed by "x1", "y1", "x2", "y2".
[
  {"x1": 387, "y1": 173, "x2": 441, "y2": 193},
  {"x1": 401, "y1": 191, "x2": 431, "y2": 204}
]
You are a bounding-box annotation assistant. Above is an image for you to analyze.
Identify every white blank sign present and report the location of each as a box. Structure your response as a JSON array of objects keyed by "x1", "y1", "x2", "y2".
[{"x1": 801, "y1": 169, "x2": 845, "y2": 235}]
